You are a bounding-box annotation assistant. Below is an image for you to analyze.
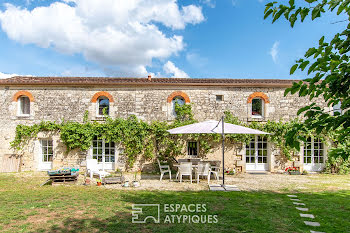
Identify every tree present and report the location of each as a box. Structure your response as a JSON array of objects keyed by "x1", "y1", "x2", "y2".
[{"x1": 264, "y1": 0, "x2": 350, "y2": 150}]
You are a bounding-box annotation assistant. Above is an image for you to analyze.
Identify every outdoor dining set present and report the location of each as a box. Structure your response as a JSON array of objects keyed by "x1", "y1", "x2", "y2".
[{"x1": 157, "y1": 158, "x2": 221, "y2": 184}]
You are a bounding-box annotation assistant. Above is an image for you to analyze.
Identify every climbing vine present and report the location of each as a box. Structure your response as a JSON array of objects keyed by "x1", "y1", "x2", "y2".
[{"x1": 11, "y1": 104, "x2": 333, "y2": 169}]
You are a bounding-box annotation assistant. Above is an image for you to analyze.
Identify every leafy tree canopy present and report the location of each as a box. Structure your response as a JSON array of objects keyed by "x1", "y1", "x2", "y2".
[{"x1": 264, "y1": 0, "x2": 350, "y2": 150}]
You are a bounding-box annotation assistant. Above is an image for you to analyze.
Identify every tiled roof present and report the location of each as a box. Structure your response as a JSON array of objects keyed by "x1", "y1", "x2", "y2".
[{"x1": 0, "y1": 76, "x2": 299, "y2": 87}]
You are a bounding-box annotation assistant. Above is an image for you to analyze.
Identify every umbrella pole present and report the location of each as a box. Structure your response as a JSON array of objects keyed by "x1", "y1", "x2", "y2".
[{"x1": 221, "y1": 116, "x2": 225, "y2": 188}]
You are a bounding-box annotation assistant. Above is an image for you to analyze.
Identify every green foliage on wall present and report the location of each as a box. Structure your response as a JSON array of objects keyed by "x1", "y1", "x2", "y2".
[{"x1": 10, "y1": 104, "x2": 334, "y2": 169}]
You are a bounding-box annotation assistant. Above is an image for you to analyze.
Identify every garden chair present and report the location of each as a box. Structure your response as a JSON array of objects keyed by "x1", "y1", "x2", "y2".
[
  {"x1": 178, "y1": 162, "x2": 192, "y2": 183},
  {"x1": 195, "y1": 162, "x2": 211, "y2": 184},
  {"x1": 157, "y1": 159, "x2": 172, "y2": 181},
  {"x1": 210, "y1": 161, "x2": 220, "y2": 181},
  {"x1": 86, "y1": 159, "x2": 110, "y2": 180}
]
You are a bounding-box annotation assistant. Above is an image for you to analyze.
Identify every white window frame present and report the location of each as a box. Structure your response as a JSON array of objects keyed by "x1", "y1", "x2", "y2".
[
  {"x1": 96, "y1": 96, "x2": 110, "y2": 117},
  {"x1": 303, "y1": 137, "x2": 325, "y2": 165},
  {"x1": 251, "y1": 98, "x2": 264, "y2": 119},
  {"x1": 187, "y1": 141, "x2": 199, "y2": 157},
  {"x1": 91, "y1": 138, "x2": 116, "y2": 165},
  {"x1": 17, "y1": 96, "x2": 31, "y2": 116},
  {"x1": 40, "y1": 139, "x2": 53, "y2": 163}
]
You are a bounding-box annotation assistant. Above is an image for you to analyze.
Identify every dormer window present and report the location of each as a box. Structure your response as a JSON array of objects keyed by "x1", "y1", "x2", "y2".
[
  {"x1": 97, "y1": 96, "x2": 109, "y2": 116},
  {"x1": 252, "y1": 98, "x2": 264, "y2": 118},
  {"x1": 19, "y1": 96, "x2": 30, "y2": 116}
]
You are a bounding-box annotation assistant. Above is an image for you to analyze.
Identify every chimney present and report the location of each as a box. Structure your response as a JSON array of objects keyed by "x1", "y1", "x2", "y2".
[{"x1": 148, "y1": 75, "x2": 152, "y2": 81}]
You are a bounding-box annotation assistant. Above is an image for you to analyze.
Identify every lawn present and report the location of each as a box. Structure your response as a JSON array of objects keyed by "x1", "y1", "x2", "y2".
[{"x1": 0, "y1": 173, "x2": 349, "y2": 233}]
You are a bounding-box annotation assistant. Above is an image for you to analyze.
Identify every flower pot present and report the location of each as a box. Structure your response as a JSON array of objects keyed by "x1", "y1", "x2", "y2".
[
  {"x1": 133, "y1": 181, "x2": 140, "y2": 187},
  {"x1": 289, "y1": 171, "x2": 300, "y2": 175},
  {"x1": 97, "y1": 182, "x2": 102, "y2": 186}
]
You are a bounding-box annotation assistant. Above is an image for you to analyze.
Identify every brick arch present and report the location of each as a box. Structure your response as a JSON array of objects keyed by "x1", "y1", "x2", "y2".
[
  {"x1": 13, "y1": 91, "x2": 35, "y2": 102},
  {"x1": 247, "y1": 92, "x2": 270, "y2": 104},
  {"x1": 91, "y1": 91, "x2": 114, "y2": 103},
  {"x1": 167, "y1": 91, "x2": 190, "y2": 103}
]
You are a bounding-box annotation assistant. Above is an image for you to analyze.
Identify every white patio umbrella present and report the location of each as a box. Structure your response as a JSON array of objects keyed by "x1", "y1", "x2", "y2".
[{"x1": 167, "y1": 116, "x2": 270, "y2": 189}]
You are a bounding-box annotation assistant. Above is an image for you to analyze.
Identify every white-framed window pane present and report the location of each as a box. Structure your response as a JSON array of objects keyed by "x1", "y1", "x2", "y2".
[
  {"x1": 252, "y1": 98, "x2": 263, "y2": 116},
  {"x1": 41, "y1": 139, "x2": 53, "y2": 162},
  {"x1": 98, "y1": 97, "x2": 109, "y2": 115},
  {"x1": 172, "y1": 96, "x2": 185, "y2": 116},
  {"x1": 19, "y1": 96, "x2": 30, "y2": 115}
]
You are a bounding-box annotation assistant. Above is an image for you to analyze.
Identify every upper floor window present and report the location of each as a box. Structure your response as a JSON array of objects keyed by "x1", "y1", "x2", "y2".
[
  {"x1": 97, "y1": 96, "x2": 109, "y2": 116},
  {"x1": 172, "y1": 96, "x2": 185, "y2": 116},
  {"x1": 247, "y1": 92, "x2": 269, "y2": 119},
  {"x1": 252, "y1": 98, "x2": 264, "y2": 118},
  {"x1": 18, "y1": 96, "x2": 30, "y2": 116},
  {"x1": 13, "y1": 91, "x2": 34, "y2": 117}
]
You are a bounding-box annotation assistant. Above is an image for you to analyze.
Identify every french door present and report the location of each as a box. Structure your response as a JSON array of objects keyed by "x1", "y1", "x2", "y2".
[
  {"x1": 246, "y1": 136, "x2": 268, "y2": 171},
  {"x1": 303, "y1": 137, "x2": 325, "y2": 172},
  {"x1": 38, "y1": 139, "x2": 53, "y2": 171},
  {"x1": 91, "y1": 137, "x2": 116, "y2": 170}
]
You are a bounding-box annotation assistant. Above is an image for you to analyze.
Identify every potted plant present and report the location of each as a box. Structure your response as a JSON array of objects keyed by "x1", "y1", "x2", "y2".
[
  {"x1": 285, "y1": 167, "x2": 300, "y2": 175},
  {"x1": 96, "y1": 179, "x2": 102, "y2": 186},
  {"x1": 132, "y1": 171, "x2": 141, "y2": 187}
]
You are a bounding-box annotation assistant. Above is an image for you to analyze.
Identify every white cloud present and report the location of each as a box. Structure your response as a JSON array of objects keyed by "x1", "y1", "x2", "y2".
[
  {"x1": 163, "y1": 61, "x2": 189, "y2": 78},
  {"x1": 200, "y1": 0, "x2": 216, "y2": 8},
  {"x1": 0, "y1": 0, "x2": 204, "y2": 77},
  {"x1": 0, "y1": 72, "x2": 17, "y2": 79},
  {"x1": 0, "y1": 72, "x2": 32, "y2": 79},
  {"x1": 269, "y1": 41, "x2": 280, "y2": 63}
]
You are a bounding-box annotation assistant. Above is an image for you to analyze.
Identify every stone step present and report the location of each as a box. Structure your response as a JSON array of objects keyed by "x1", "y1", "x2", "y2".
[
  {"x1": 287, "y1": 194, "x2": 298, "y2": 197},
  {"x1": 304, "y1": 221, "x2": 320, "y2": 227},
  {"x1": 310, "y1": 231, "x2": 326, "y2": 233},
  {"x1": 300, "y1": 213, "x2": 315, "y2": 219},
  {"x1": 291, "y1": 198, "x2": 301, "y2": 201},
  {"x1": 296, "y1": 207, "x2": 309, "y2": 211},
  {"x1": 293, "y1": 202, "x2": 306, "y2": 206}
]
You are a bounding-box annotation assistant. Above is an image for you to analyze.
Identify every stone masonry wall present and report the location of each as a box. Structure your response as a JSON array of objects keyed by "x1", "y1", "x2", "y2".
[{"x1": 0, "y1": 85, "x2": 329, "y2": 172}]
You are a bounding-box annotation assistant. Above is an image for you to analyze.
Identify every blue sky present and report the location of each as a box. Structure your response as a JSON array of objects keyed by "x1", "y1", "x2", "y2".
[{"x1": 0, "y1": 0, "x2": 346, "y2": 79}]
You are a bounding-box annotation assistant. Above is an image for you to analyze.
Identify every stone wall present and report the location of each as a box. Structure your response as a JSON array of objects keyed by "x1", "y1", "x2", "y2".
[{"x1": 0, "y1": 85, "x2": 329, "y2": 172}]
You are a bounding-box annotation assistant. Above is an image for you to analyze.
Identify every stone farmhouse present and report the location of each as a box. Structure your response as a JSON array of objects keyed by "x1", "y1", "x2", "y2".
[{"x1": 0, "y1": 76, "x2": 330, "y2": 173}]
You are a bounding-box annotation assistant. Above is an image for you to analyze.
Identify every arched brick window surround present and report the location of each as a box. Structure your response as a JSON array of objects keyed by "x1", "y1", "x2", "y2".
[
  {"x1": 91, "y1": 91, "x2": 114, "y2": 103},
  {"x1": 13, "y1": 91, "x2": 35, "y2": 102},
  {"x1": 247, "y1": 92, "x2": 270, "y2": 104},
  {"x1": 167, "y1": 91, "x2": 190, "y2": 103}
]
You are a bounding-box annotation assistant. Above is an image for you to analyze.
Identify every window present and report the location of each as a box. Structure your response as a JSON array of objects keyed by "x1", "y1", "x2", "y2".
[
  {"x1": 92, "y1": 137, "x2": 115, "y2": 163},
  {"x1": 304, "y1": 137, "x2": 324, "y2": 164},
  {"x1": 252, "y1": 98, "x2": 264, "y2": 117},
  {"x1": 41, "y1": 139, "x2": 53, "y2": 162},
  {"x1": 18, "y1": 96, "x2": 30, "y2": 115},
  {"x1": 216, "y1": 95, "x2": 223, "y2": 102},
  {"x1": 246, "y1": 136, "x2": 267, "y2": 164},
  {"x1": 172, "y1": 96, "x2": 185, "y2": 116},
  {"x1": 333, "y1": 101, "x2": 342, "y2": 115},
  {"x1": 187, "y1": 141, "x2": 198, "y2": 156},
  {"x1": 97, "y1": 96, "x2": 109, "y2": 116}
]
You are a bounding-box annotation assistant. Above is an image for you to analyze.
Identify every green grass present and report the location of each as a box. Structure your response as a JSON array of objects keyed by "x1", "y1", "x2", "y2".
[{"x1": 0, "y1": 173, "x2": 349, "y2": 232}]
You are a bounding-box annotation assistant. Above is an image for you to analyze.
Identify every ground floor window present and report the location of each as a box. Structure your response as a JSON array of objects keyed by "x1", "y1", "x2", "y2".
[
  {"x1": 40, "y1": 139, "x2": 53, "y2": 162},
  {"x1": 187, "y1": 141, "x2": 198, "y2": 156},
  {"x1": 304, "y1": 137, "x2": 324, "y2": 164},
  {"x1": 92, "y1": 137, "x2": 115, "y2": 163},
  {"x1": 246, "y1": 136, "x2": 267, "y2": 164}
]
